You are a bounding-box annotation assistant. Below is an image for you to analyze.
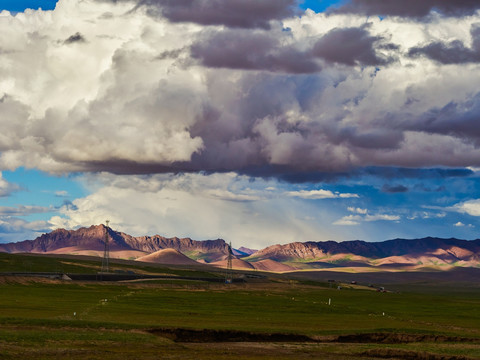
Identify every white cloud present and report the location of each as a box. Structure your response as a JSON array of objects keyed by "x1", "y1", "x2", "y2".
[
  {"x1": 204, "y1": 189, "x2": 262, "y2": 202},
  {"x1": 334, "y1": 211, "x2": 400, "y2": 226},
  {"x1": 454, "y1": 221, "x2": 474, "y2": 228},
  {"x1": 452, "y1": 199, "x2": 480, "y2": 216},
  {"x1": 0, "y1": 172, "x2": 19, "y2": 197},
  {"x1": 0, "y1": 217, "x2": 52, "y2": 243},
  {"x1": 364, "y1": 214, "x2": 400, "y2": 222},
  {"x1": 408, "y1": 210, "x2": 447, "y2": 220},
  {"x1": 286, "y1": 189, "x2": 359, "y2": 199},
  {"x1": 333, "y1": 215, "x2": 361, "y2": 226},
  {"x1": 0, "y1": 0, "x2": 204, "y2": 173},
  {"x1": 347, "y1": 207, "x2": 367, "y2": 214}
]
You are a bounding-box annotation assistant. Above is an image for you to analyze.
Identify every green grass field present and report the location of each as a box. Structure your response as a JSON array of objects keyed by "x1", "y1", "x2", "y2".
[{"x1": 1, "y1": 253, "x2": 480, "y2": 359}]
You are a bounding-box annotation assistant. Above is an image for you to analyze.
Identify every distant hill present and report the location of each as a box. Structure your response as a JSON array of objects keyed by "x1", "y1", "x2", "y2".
[
  {"x1": 0, "y1": 225, "x2": 229, "y2": 263},
  {"x1": 1, "y1": 225, "x2": 480, "y2": 271},
  {"x1": 246, "y1": 238, "x2": 480, "y2": 269},
  {"x1": 234, "y1": 247, "x2": 258, "y2": 257}
]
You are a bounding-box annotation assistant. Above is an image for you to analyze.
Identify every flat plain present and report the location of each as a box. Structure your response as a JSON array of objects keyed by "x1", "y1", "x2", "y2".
[{"x1": 1, "y1": 252, "x2": 479, "y2": 359}]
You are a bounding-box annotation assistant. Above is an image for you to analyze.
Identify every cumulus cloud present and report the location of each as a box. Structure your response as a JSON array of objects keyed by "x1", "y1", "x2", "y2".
[
  {"x1": 1, "y1": 0, "x2": 480, "y2": 180},
  {"x1": 454, "y1": 221, "x2": 474, "y2": 228},
  {"x1": 334, "y1": 209, "x2": 400, "y2": 226},
  {"x1": 452, "y1": 199, "x2": 480, "y2": 216}
]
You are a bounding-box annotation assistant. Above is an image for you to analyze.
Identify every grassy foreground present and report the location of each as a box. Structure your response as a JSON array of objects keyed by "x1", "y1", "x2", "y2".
[{"x1": 1, "y1": 254, "x2": 480, "y2": 359}]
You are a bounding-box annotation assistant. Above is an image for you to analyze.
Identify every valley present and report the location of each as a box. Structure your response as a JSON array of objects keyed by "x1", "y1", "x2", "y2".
[{"x1": 1, "y1": 251, "x2": 480, "y2": 359}]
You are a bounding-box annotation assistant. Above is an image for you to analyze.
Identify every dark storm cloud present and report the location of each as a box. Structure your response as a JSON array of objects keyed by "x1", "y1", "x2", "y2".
[
  {"x1": 64, "y1": 32, "x2": 86, "y2": 44},
  {"x1": 191, "y1": 26, "x2": 398, "y2": 73},
  {"x1": 138, "y1": 0, "x2": 297, "y2": 29},
  {"x1": 382, "y1": 184, "x2": 409, "y2": 193},
  {"x1": 155, "y1": 48, "x2": 185, "y2": 60},
  {"x1": 336, "y1": 127, "x2": 404, "y2": 149},
  {"x1": 61, "y1": 200, "x2": 78, "y2": 211},
  {"x1": 408, "y1": 25, "x2": 480, "y2": 64},
  {"x1": 413, "y1": 184, "x2": 446, "y2": 192},
  {"x1": 334, "y1": 0, "x2": 480, "y2": 18},
  {"x1": 0, "y1": 206, "x2": 52, "y2": 216},
  {"x1": 407, "y1": 91, "x2": 480, "y2": 142},
  {"x1": 409, "y1": 40, "x2": 480, "y2": 64},
  {"x1": 190, "y1": 30, "x2": 321, "y2": 73},
  {"x1": 312, "y1": 27, "x2": 397, "y2": 66},
  {"x1": 237, "y1": 166, "x2": 473, "y2": 184},
  {"x1": 363, "y1": 167, "x2": 474, "y2": 179}
]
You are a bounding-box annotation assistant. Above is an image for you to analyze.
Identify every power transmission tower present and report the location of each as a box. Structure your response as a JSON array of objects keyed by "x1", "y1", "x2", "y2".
[
  {"x1": 101, "y1": 220, "x2": 110, "y2": 273},
  {"x1": 225, "y1": 241, "x2": 233, "y2": 284}
]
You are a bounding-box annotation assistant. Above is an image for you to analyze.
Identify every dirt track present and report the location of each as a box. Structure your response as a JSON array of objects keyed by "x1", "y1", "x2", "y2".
[
  {"x1": 149, "y1": 328, "x2": 480, "y2": 345},
  {"x1": 148, "y1": 328, "x2": 313, "y2": 343},
  {"x1": 361, "y1": 348, "x2": 473, "y2": 360},
  {"x1": 334, "y1": 332, "x2": 480, "y2": 344}
]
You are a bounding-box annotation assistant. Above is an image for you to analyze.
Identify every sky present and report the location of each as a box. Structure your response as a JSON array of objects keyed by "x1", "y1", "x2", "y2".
[{"x1": 2, "y1": 0, "x2": 480, "y2": 249}]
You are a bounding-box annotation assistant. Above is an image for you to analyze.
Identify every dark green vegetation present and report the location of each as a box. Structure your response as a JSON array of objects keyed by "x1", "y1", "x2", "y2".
[
  {"x1": 1, "y1": 253, "x2": 480, "y2": 359},
  {"x1": 0, "y1": 252, "x2": 221, "y2": 278}
]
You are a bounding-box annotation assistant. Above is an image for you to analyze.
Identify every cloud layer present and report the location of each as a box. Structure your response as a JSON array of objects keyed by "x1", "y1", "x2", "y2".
[
  {"x1": 335, "y1": 0, "x2": 480, "y2": 17},
  {"x1": 0, "y1": 0, "x2": 480, "y2": 179}
]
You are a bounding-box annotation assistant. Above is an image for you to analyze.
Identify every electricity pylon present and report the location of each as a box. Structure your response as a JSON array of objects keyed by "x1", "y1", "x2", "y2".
[{"x1": 101, "y1": 220, "x2": 110, "y2": 273}]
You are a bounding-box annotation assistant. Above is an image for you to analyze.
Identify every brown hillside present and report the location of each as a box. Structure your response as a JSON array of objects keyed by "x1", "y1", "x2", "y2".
[
  {"x1": 210, "y1": 258, "x2": 255, "y2": 270},
  {"x1": 135, "y1": 249, "x2": 201, "y2": 266},
  {"x1": 251, "y1": 259, "x2": 297, "y2": 272}
]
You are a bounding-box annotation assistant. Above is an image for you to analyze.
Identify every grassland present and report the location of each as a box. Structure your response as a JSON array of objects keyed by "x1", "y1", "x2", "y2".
[{"x1": 1, "y1": 253, "x2": 480, "y2": 359}]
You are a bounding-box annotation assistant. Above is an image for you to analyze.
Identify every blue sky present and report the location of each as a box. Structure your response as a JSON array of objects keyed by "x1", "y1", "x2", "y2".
[
  {"x1": 0, "y1": 0, "x2": 57, "y2": 12},
  {"x1": 300, "y1": 0, "x2": 345, "y2": 12},
  {"x1": 1, "y1": 0, "x2": 480, "y2": 248}
]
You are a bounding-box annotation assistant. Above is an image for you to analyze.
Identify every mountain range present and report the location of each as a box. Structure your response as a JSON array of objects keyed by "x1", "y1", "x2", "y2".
[{"x1": 0, "y1": 225, "x2": 479, "y2": 272}]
